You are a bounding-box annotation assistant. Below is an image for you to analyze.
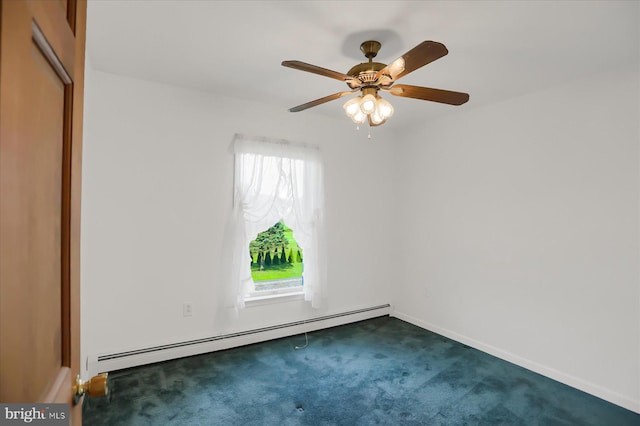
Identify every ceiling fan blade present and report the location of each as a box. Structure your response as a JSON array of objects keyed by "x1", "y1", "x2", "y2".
[
  {"x1": 288, "y1": 91, "x2": 356, "y2": 112},
  {"x1": 376, "y1": 41, "x2": 448, "y2": 84},
  {"x1": 282, "y1": 60, "x2": 359, "y2": 87},
  {"x1": 387, "y1": 84, "x2": 469, "y2": 105}
]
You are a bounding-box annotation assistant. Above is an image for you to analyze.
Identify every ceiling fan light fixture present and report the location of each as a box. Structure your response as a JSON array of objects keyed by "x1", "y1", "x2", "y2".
[
  {"x1": 351, "y1": 110, "x2": 367, "y2": 124},
  {"x1": 360, "y1": 94, "x2": 377, "y2": 114},
  {"x1": 377, "y1": 97, "x2": 394, "y2": 119},
  {"x1": 343, "y1": 97, "x2": 361, "y2": 117},
  {"x1": 343, "y1": 93, "x2": 394, "y2": 126},
  {"x1": 370, "y1": 109, "x2": 385, "y2": 125}
]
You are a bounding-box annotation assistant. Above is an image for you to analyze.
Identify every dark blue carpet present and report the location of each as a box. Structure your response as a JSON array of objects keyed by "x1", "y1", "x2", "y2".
[{"x1": 83, "y1": 317, "x2": 639, "y2": 425}]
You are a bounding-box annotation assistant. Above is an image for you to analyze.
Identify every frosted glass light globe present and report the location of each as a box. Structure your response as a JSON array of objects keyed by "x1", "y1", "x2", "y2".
[
  {"x1": 351, "y1": 110, "x2": 366, "y2": 124},
  {"x1": 360, "y1": 94, "x2": 376, "y2": 114},
  {"x1": 377, "y1": 98, "x2": 394, "y2": 119},
  {"x1": 343, "y1": 97, "x2": 360, "y2": 117},
  {"x1": 370, "y1": 109, "x2": 385, "y2": 125}
]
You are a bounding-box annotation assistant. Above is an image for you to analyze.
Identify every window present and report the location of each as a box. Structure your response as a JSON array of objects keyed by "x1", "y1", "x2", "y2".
[
  {"x1": 223, "y1": 134, "x2": 326, "y2": 310},
  {"x1": 249, "y1": 221, "x2": 303, "y2": 297}
]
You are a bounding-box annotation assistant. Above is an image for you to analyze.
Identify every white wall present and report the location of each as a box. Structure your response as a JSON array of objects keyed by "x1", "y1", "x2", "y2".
[
  {"x1": 394, "y1": 65, "x2": 640, "y2": 412},
  {"x1": 80, "y1": 68, "x2": 397, "y2": 373}
]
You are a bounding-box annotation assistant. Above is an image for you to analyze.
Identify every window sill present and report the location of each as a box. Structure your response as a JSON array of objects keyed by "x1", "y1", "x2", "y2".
[{"x1": 244, "y1": 291, "x2": 305, "y2": 307}]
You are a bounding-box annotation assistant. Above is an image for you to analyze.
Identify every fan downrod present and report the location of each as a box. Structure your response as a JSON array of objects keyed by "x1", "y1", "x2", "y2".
[{"x1": 348, "y1": 41, "x2": 386, "y2": 77}]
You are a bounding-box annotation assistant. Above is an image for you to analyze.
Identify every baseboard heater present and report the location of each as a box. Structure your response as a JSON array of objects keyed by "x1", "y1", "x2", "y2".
[{"x1": 88, "y1": 304, "x2": 391, "y2": 376}]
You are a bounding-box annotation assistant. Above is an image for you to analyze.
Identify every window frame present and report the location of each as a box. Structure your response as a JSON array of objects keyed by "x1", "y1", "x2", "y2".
[{"x1": 228, "y1": 134, "x2": 326, "y2": 310}]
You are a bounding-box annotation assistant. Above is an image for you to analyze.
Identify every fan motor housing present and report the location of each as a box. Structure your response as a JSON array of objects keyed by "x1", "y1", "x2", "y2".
[{"x1": 347, "y1": 62, "x2": 386, "y2": 77}]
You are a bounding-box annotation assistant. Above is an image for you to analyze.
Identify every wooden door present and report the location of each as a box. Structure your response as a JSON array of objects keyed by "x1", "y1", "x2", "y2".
[{"x1": 0, "y1": 0, "x2": 86, "y2": 423}]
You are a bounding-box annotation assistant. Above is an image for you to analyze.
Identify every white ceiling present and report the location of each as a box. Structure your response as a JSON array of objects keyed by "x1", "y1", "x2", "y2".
[{"x1": 85, "y1": 0, "x2": 639, "y2": 129}]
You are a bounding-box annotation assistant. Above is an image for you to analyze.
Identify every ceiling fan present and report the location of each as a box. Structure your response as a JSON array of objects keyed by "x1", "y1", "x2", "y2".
[{"x1": 282, "y1": 40, "x2": 469, "y2": 126}]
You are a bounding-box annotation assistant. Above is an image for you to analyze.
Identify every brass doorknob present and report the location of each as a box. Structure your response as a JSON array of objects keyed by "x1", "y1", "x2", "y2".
[{"x1": 73, "y1": 373, "x2": 109, "y2": 399}]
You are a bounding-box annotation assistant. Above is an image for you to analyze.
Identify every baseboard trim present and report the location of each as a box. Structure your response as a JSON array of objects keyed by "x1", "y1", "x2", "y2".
[
  {"x1": 87, "y1": 304, "x2": 391, "y2": 377},
  {"x1": 391, "y1": 310, "x2": 640, "y2": 414}
]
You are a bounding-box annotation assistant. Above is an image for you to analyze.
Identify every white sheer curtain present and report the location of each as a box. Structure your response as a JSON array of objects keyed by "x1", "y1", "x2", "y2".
[{"x1": 224, "y1": 134, "x2": 327, "y2": 311}]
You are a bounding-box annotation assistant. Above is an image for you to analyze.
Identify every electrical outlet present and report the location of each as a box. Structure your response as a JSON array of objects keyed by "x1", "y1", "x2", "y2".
[{"x1": 183, "y1": 302, "x2": 193, "y2": 317}]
